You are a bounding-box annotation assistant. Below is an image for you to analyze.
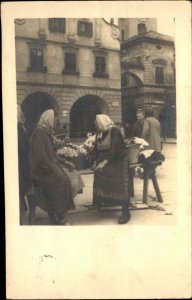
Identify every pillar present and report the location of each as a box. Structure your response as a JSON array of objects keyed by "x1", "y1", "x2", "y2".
[
  {"x1": 95, "y1": 18, "x2": 101, "y2": 47},
  {"x1": 67, "y1": 19, "x2": 76, "y2": 43}
]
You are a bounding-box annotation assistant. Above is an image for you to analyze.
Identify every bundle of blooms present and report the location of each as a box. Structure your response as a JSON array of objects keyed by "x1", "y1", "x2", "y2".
[
  {"x1": 83, "y1": 134, "x2": 96, "y2": 152},
  {"x1": 57, "y1": 146, "x2": 78, "y2": 158},
  {"x1": 52, "y1": 136, "x2": 65, "y2": 149},
  {"x1": 124, "y1": 137, "x2": 149, "y2": 150},
  {"x1": 77, "y1": 145, "x2": 88, "y2": 156},
  {"x1": 57, "y1": 143, "x2": 88, "y2": 158}
]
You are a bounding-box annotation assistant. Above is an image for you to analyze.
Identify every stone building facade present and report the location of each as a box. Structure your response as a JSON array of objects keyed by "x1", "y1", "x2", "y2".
[
  {"x1": 118, "y1": 18, "x2": 176, "y2": 137},
  {"x1": 15, "y1": 18, "x2": 121, "y2": 137}
]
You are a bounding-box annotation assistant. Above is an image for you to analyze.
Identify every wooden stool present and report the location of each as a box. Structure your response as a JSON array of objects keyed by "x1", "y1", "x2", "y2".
[{"x1": 129, "y1": 160, "x2": 163, "y2": 204}]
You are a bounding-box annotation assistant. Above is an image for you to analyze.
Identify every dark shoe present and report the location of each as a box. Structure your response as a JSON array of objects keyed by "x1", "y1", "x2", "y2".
[
  {"x1": 118, "y1": 213, "x2": 131, "y2": 224},
  {"x1": 48, "y1": 213, "x2": 58, "y2": 225},
  {"x1": 55, "y1": 214, "x2": 72, "y2": 225}
]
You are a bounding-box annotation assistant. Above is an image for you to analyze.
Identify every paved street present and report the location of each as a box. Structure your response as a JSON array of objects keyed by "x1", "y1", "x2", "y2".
[{"x1": 34, "y1": 142, "x2": 177, "y2": 226}]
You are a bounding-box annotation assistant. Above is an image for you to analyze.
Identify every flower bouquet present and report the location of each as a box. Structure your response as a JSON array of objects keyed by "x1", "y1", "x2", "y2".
[
  {"x1": 83, "y1": 134, "x2": 96, "y2": 153},
  {"x1": 52, "y1": 135, "x2": 66, "y2": 150},
  {"x1": 57, "y1": 146, "x2": 78, "y2": 158}
]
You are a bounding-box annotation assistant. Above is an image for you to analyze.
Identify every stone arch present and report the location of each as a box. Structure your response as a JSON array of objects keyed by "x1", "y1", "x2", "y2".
[
  {"x1": 69, "y1": 88, "x2": 105, "y2": 107},
  {"x1": 70, "y1": 94, "x2": 109, "y2": 138},
  {"x1": 18, "y1": 86, "x2": 59, "y2": 107},
  {"x1": 21, "y1": 91, "x2": 59, "y2": 136},
  {"x1": 122, "y1": 71, "x2": 143, "y2": 87}
]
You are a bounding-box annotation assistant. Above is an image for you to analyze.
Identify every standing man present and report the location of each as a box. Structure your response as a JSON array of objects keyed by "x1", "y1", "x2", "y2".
[
  {"x1": 131, "y1": 109, "x2": 145, "y2": 138},
  {"x1": 142, "y1": 108, "x2": 161, "y2": 151}
]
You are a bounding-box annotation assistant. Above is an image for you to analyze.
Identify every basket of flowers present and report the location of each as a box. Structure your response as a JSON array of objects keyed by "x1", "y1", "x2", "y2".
[{"x1": 57, "y1": 143, "x2": 88, "y2": 170}]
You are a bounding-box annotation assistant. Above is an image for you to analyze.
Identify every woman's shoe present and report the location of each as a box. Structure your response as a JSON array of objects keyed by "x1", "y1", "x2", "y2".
[
  {"x1": 118, "y1": 213, "x2": 131, "y2": 224},
  {"x1": 48, "y1": 213, "x2": 58, "y2": 225}
]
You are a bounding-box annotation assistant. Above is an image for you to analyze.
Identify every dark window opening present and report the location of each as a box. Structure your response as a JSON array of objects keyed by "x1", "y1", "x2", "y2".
[
  {"x1": 138, "y1": 23, "x2": 146, "y2": 35},
  {"x1": 28, "y1": 48, "x2": 47, "y2": 72},
  {"x1": 96, "y1": 56, "x2": 105, "y2": 74},
  {"x1": 78, "y1": 20, "x2": 92, "y2": 37},
  {"x1": 64, "y1": 53, "x2": 77, "y2": 73},
  {"x1": 155, "y1": 66, "x2": 164, "y2": 84},
  {"x1": 49, "y1": 18, "x2": 66, "y2": 33},
  {"x1": 93, "y1": 56, "x2": 109, "y2": 78}
]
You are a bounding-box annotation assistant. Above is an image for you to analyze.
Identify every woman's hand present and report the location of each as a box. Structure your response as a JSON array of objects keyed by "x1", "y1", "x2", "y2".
[
  {"x1": 65, "y1": 161, "x2": 75, "y2": 171},
  {"x1": 94, "y1": 160, "x2": 108, "y2": 172},
  {"x1": 92, "y1": 161, "x2": 97, "y2": 171}
]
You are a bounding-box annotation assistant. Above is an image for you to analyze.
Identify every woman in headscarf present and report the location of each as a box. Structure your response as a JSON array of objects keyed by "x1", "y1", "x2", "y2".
[
  {"x1": 90, "y1": 114, "x2": 131, "y2": 224},
  {"x1": 29, "y1": 109, "x2": 75, "y2": 225}
]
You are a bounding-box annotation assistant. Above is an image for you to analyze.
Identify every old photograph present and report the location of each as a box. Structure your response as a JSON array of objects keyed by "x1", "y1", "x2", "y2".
[
  {"x1": 3, "y1": 1, "x2": 191, "y2": 299},
  {"x1": 15, "y1": 17, "x2": 176, "y2": 226}
]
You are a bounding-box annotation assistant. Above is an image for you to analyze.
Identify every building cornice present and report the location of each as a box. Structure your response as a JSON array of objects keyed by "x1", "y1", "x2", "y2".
[
  {"x1": 15, "y1": 36, "x2": 120, "y2": 53},
  {"x1": 122, "y1": 84, "x2": 175, "y2": 96},
  {"x1": 121, "y1": 35, "x2": 174, "y2": 51},
  {"x1": 17, "y1": 80, "x2": 121, "y2": 92}
]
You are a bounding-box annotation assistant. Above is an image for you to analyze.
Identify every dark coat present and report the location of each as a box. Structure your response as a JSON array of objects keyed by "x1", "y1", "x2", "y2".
[
  {"x1": 131, "y1": 120, "x2": 144, "y2": 138},
  {"x1": 29, "y1": 126, "x2": 75, "y2": 215},
  {"x1": 18, "y1": 124, "x2": 32, "y2": 196}
]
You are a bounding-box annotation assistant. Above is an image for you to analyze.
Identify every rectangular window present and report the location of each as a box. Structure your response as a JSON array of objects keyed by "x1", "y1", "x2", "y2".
[
  {"x1": 29, "y1": 48, "x2": 44, "y2": 71},
  {"x1": 78, "y1": 21, "x2": 92, "y2": 37},
  {"x1": 155, "y1": 66, "x2": 164, "y2": 84},
  {"x1": 95, "y1": 56, "x2": 105, "y2": 74},
  {"x1": 49, "y1": 18, "x2": 66, "y2": 33},
  {"x1": 64, "y1": 53, "x2": 76, "y2": 73},
  {"x1": 138, "y1": 23, "x2": 146, "y2": 35}
]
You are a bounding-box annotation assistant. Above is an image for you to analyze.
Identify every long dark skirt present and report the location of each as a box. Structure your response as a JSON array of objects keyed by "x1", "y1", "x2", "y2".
[
  {"x1": 34, "y1": 167, "x2": 75, "y2": 215},
  {"x1": 93, "y1": 158, "x2": 130, "y2": 206}
]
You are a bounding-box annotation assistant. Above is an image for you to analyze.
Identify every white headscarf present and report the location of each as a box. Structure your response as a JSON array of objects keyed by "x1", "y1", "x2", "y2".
[
  {"x1": 95, "y1": 114, "x2": 115, "y2": 133},
  {"x1": 38, "y1": 109, "x2": 55, "y2": 131}
]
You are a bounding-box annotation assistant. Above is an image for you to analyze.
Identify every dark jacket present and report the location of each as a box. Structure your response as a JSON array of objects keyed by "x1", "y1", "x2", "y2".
[
  {"x1": 131, "y1": 120, "x2": 144, "y2": 138},
  {"x1": 18, "y1": 124, "x2": 32, "y2": 195},
  {"x1": 93, "y1": 127, "x2": 125, "y2": 164},
  {"x1": 29, "y1": 126, "x2": 75, "y2": 214}
]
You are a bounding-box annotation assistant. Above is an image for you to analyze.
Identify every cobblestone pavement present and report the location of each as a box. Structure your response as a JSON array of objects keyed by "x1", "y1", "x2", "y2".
[{"x1": 34, "y1": 143, "x2": 177, "y2": 226}]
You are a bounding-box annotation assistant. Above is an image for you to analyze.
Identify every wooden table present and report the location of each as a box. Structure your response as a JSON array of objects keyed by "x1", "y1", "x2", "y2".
[{"x1": 128, "y1": 160, "x2": 163, "y2": 204}]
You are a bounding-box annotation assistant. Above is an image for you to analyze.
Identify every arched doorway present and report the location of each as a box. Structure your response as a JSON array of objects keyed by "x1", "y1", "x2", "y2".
[
  {"x1": 70, "y1": 95, "x2": 109, "y2": 138},
  {"x1": 22, "y1": 92, "x2": 58, "y2": 136}
]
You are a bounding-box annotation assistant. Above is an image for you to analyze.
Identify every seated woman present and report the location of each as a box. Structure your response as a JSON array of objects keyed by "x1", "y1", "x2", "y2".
[
  {"x1": 90, "y1": 114, "x2": 131, "y2": 224},
  {"x1": 29, "y1": 109, "x2": 75, "y2": 225}
]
